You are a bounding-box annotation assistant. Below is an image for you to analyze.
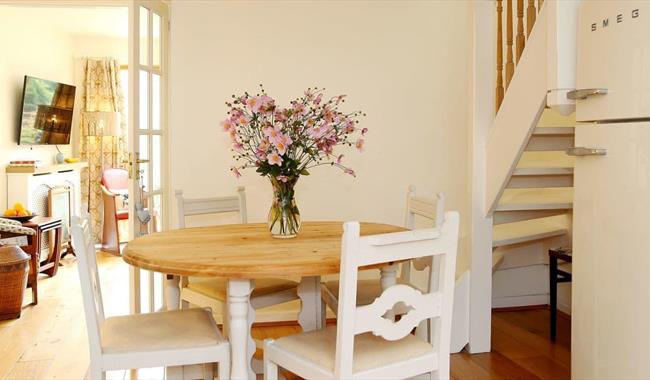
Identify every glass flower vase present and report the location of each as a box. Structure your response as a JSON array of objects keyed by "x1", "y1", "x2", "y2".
[{"x1": 268, "y1": 176, "x2": 301, "y2": 238}]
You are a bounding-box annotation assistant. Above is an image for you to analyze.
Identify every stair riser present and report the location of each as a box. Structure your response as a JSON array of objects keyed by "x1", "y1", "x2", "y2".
[
  {"x1": 526, "y1": 135, "x2": 575, "y2": 151},
  {"x1": 496, "y1": 204, "x2": 572, "y2": 212},
  {"x1": 508, "y1": 175, "x2": 573, "y2": 188},
  {"x1": 493, "y1": 235, "x2": 570, "y2": 270},
  {"x1": 493, "y1": 209, "x2": 569, "y2": 225},
  {"x1": 533, "y1": 127, "x2": 575, "y2": 136},
  {"x1": 493, "y1": 265, "x2": 549, "y2": 299}
]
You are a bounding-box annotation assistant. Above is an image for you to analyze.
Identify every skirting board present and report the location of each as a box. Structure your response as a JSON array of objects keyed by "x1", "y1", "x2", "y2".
[
  {"x1": 492, "y1": 293, "x2": 548, "y2": 309},
  {"x1": 492, "y1": 293, "x2": 571, "y2": 314}
]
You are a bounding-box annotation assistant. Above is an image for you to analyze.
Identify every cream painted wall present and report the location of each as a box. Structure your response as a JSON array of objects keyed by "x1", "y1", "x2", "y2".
[
  {"x1": 169, "y1": 0, "x2": 473, "y2": 276},
  {"x1": 0, "y1": 7, "x2": 74, "y2": 209}
]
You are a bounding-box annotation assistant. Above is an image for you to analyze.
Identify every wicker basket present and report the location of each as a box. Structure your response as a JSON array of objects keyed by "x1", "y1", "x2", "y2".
[{"x1": 0, "y1": 246, "x2": 30, "y2": 320}]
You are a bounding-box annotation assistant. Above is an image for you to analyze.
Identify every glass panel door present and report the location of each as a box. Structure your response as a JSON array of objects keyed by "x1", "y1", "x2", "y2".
[{"x1": 128, "y1": 0, "x2": 168, "y2": 313}]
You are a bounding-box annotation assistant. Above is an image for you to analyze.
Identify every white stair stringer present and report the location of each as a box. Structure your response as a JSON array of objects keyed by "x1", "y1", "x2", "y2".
[{"x1": 485, "y1": 4, "x2": 549, "y2": 215}]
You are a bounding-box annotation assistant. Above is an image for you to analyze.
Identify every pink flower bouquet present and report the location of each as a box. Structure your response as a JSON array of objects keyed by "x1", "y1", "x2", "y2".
[{"x1": 221, "y1": 85, "x2": 366, "y2": 237}]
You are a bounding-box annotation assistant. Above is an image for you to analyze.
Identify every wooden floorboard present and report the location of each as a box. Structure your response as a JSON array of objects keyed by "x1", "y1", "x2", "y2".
[{"x1": 0, "y1": 252, "x2": 571, "y2": 379}]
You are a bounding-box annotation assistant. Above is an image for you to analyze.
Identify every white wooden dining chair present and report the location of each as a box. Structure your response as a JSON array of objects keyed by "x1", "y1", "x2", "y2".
[
  {"x1": 321, "y1": 186, "x2": 444, "y2": 318},
  {"x1": 264, "y1": 211, "x2": 460, "y2": 380},
  {"x1": 71, "y1": 211, "x2": 230, "y2": 380},
  {"x1": 176, "y1": 187, "x2": 299, "y2": 327}
]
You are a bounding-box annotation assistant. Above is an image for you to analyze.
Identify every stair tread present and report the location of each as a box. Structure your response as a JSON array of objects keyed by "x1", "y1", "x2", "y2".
[
  {"x1": 497, "y1": 187, "x2": 573, "y2": 211},
  {"x1": 493, "y1": 251, "x2": 505, "y2": 271},
  {"x1": 512, "y1": 167, "x2": 574, "y2": 176},
  {"x1": 517, "y1": 151, "x2": 575, "y2": 169},
  {"x1": 533, "y1": 126, "x2": 575, "y2": 136},
  {"x1": 493, "y1": 214, "x2": 570, "y2": 247}
]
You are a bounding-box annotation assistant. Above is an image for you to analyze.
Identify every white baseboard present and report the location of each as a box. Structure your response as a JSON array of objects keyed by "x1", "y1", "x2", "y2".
[{"x1": 492, "y1": 293, "x2": 549, "y2": 308}]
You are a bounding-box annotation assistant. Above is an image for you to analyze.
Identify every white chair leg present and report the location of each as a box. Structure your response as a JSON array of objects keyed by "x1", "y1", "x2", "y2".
[
  {"x1": 202, "y1": 363, "x2": 214, "y2": 380},
  {"x1": 436, "y1": 355, "x2": 450, "y2": 380},
  {"x1": 218, "y1": 358, "x2": 230, "y2": 380},
  {"x1": 320, "y1": 298, "x2": 327, "y2": 329},
  {"x1": 264, "y1": 361, "x2": 278, "y2": 380}
]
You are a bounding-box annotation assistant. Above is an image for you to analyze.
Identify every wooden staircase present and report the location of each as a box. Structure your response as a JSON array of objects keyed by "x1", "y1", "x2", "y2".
[{"x1": 491, "y1": 110, "x2": 575, "y2": 308}]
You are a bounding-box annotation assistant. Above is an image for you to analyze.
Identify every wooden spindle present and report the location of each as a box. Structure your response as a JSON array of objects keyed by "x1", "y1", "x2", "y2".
[
  {"x1": 516, "y1": 0, "x2": 525, "y2": 63},
  {"x1": 496, "y1": 0, "x2": 504, "y2": 112},
  {"x1": 538, "y1": 0, "x2": 544, "y2": 11},
  {"x1": 527, "y1": 0, "x2": 536, "y2": 36},
  {"x1": 505, "y1": 0, "x2": 514, "y2": 88}
]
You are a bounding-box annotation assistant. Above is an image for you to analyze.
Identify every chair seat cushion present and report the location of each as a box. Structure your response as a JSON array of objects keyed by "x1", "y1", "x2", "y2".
[
  {"x1": 115, "y1": 210, "x2": 129, "y2": 220},
  {"x1": 324, "y1": 278, "x2": 413, "y2": 306},
  {"x1": 101, "y1": 308, "x2": 225, "y2": 354},
  {"x1": 187, "y1": 277, "x2": 297, "y2": 301},
  {"x1": 272, "y1": 326, "x2": 435, "y2": 373}
]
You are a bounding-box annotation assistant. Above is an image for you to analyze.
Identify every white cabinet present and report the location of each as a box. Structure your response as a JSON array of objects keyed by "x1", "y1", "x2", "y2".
[{"x1": 6, "y1": 163, "x2": 86, "y2": 217}]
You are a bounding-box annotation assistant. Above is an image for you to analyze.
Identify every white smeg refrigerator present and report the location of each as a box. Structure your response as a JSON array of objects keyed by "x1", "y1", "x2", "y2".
[{"x1": 571, "y1": 1, "x2": 650, "y2": 378}]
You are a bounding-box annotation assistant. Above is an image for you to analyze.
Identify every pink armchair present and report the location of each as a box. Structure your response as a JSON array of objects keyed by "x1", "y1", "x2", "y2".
[{"x1": 100, "y1": 168, "x2": 128, "y2": 255}]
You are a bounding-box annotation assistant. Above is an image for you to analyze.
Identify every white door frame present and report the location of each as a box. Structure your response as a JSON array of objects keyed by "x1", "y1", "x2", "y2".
[{"x1": 128, "y1": 0, "x2": 170, "y2": 237}]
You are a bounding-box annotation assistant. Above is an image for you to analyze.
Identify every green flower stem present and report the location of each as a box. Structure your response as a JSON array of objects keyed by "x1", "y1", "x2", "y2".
[{"x1": 268, "y1": 176, "x2": 301, "y2": 238}]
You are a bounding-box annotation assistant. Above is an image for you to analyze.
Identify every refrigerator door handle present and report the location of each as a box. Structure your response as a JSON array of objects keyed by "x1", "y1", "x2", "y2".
[
  {"x1": 567, "y1": 88, "x2": 608, "y2": 100},
  {"x1": 566, "y1": 147, "x2": 607, "y2": 157}
]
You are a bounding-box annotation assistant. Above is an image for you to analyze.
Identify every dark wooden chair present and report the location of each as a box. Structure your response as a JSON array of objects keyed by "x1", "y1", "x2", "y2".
[{"x1": 549, "y1": 247, "x2": 572, "y2": 341}]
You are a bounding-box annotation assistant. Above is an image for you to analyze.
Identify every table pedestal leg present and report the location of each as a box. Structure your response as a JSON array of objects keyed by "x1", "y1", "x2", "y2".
[
  {"x1": 381, "y1": 264, "x2": 399, "y2": 320},
  {"x1": 228, "y1": 278, "x2": 254, "y2": 380},
  {"x1": 165, "y1": 274, "x2": 180, "y2": 311},
  {"x1": 298, "y1": 276, "x2": 323, "y2": 331}
]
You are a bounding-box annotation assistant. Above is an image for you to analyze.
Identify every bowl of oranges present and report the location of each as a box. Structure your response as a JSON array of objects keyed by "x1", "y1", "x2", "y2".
[{"x1": 3, "y1": 202, "x2": 36, "y2": 223}]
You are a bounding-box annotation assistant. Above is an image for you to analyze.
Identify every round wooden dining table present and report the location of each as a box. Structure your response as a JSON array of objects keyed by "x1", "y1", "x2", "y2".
[{"x1": 123, "y1": 221, "x2": 404, "y2": 380}]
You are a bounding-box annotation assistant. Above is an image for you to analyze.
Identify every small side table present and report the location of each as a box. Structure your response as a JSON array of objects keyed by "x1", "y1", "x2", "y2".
[
  {"x1": 21, "y1": 217, "x2": 63, "y2": 305},
  {"x1": 549, "y1": 247, "x2": 572, "y2": 341}
]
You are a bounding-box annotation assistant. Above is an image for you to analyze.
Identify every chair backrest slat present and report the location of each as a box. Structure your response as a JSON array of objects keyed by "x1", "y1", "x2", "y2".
[
  {"x1": 71, "y1": 211, "x2": 105, "y2": 359},
  {"x1": 354, "y1": 285, "x2": 442, "y2": 340},
  {"x1": 334, "y1": 211, "x2": 459, "y2": 378},
  {"x1": 402, "y1": 186, "x2": 445, "y2": 281},
  {"x1": 175, "y1": 187, "x2": 247, "y2": 228},
  {"x1": 405, "y1": 185, "x2": 444, "y2": 230}
]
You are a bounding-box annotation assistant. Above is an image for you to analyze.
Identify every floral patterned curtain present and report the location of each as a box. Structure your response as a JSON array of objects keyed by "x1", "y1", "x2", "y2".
[{"x1": 79, "y1": 58, "x2": 128, "y2": 242}]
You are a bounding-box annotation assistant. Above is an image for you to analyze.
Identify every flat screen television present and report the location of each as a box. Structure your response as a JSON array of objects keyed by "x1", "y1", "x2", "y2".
[{"x1": 18, "y1": 76, "x2": 76, "y2": 145}]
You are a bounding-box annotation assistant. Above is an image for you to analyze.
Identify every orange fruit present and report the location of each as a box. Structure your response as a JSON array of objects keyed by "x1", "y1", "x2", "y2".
[
  {"x1": 4, "y1": 209, "x2": 18, "y2": 217},
  {"x1": 17, "y1": 210, "x2": 29, "y2": 217},
  {"x1": 13, "y1": 203, "x2": 25, "y2": 213}
]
